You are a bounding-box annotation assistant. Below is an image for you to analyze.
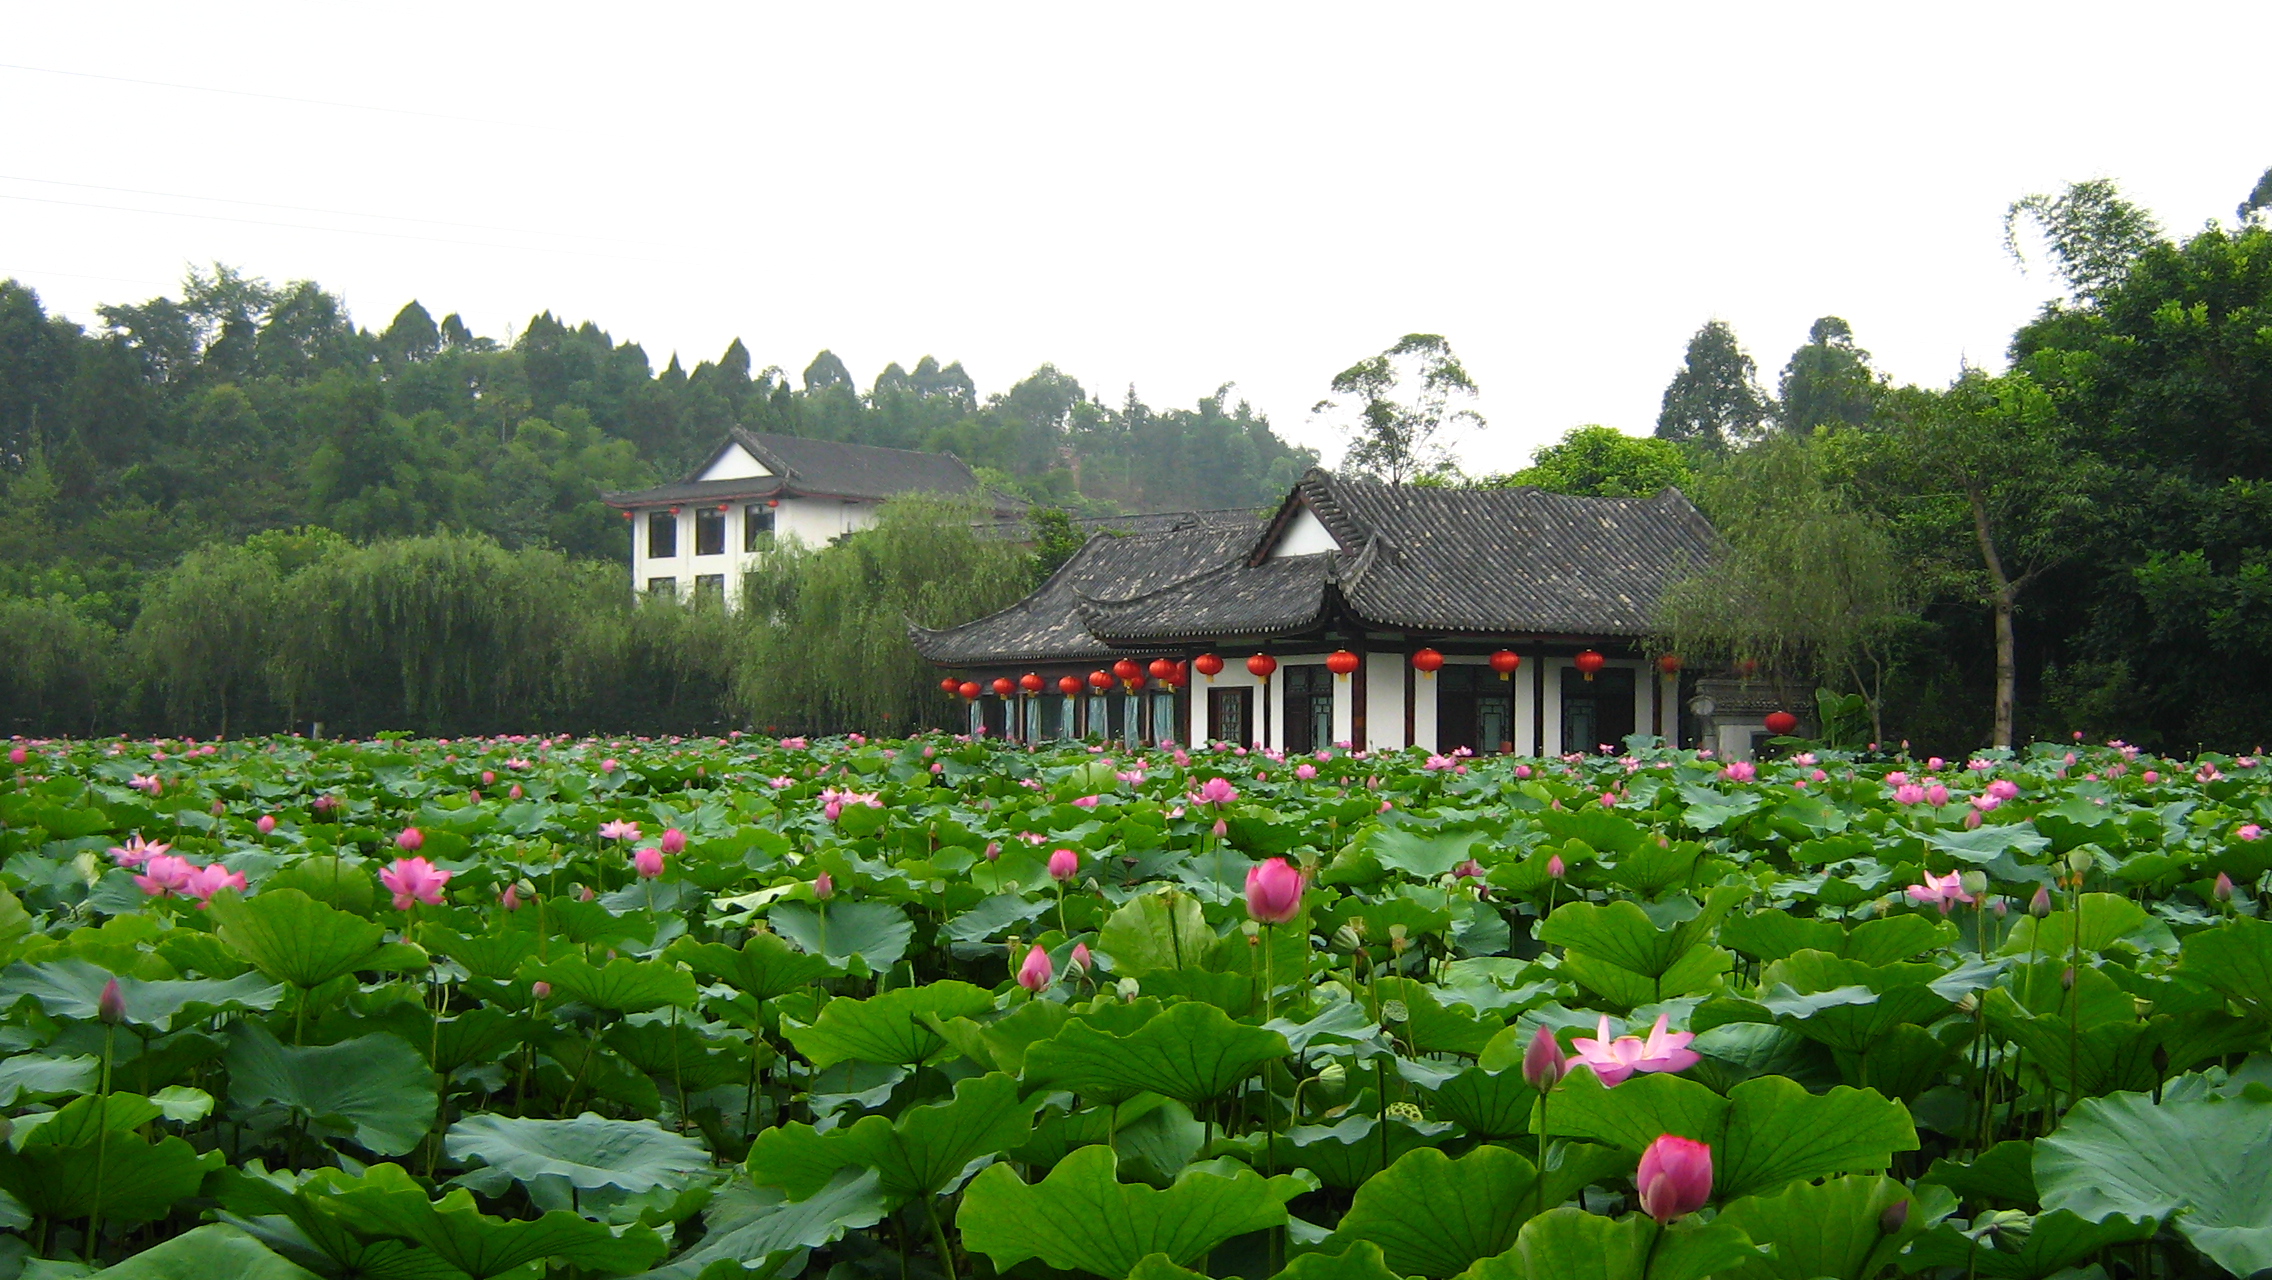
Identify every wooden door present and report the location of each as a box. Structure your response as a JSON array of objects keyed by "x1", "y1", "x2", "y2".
[{"x1": 1207, "y1": 687, "x2": 1252, "y2": 746}]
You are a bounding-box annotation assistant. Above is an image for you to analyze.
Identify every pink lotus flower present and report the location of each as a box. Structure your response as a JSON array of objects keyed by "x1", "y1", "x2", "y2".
[
  {"x1": 1905, "y1": 870, "x2": 1974, "y2": 912},
  {"x1": 633, "y1": 847, "x2": 665, "y2": 879},
  {"x1": 1454, "y1": 858, "x2": 1485, "y2": 880},
  {"x1": 481, "y1": 770, "x2": 496, "y2": 785},
  {"x1": 1295, "y1": 763, "x2": 1317, "y2": 780},
  {"x1": 129, "y1": 774, "x2": 161, "y2": 795},
  {"x1": 181, "y1": 862, "x2": 246, "y2": 905},
  {"x1": 600, "y1": 758, "x2": 619, "y2": 774},
  {"x1": 1547, "y1": 853, "x2": 1567, "y2": 879},
  {"x1": 1071, "y1": 795, "x2": 1099, "y2": 809},
  {"x1": 1986, "y1": 779, "x2": 2020, "y2": 801},
  {"x1": 1885, "y1": 771, "x2": 1910, "y2": 786},
  {"x1": 1566, "y1": 1014, "x2": 1700, "y2": 1087},
  {"x1": 1636, "y1": 1134, "x2": 1713, "y2": 1222},
  {"x1": 1720, "y1": 761, "x2": 1756, "y2": 783},
  {"x1": 814, "y1": 872, "x2": 834, "y2": 900},
  {"x1": 1070, "y1": 942, "x2": 1092, "y2": 973},
  {"x1": 1521, "y1": 1024, "x2": 1565, "y2": 1091},
  {"x1": 1016, "y1": 943, "x2": 1054, "y2": 992},
  {"x1": 1245, "y1": 857, "x2": 1305, "y2": 924},
  {"x1": 1192, "y1": 776, "x2": 1239, "y2": 807},
  {"x1": 659, "y1": 828, "x2": 686, "y2": 855},
  {"x1": 395, "y1": 827, "x2": 424, "y2": 852},
  {"x1": 2143, "y1": 770, "x2": 2159, "y2": 783},
  {"x1": 2214, "y1": 872, "x2": 2235, "y2": 901},
  {"x1": 2239, "y1": 824, "x2": 2264, "y2": 842},
  {"x1": 598, "y1": 820, "x2": 641, "y2": 842},
  {"x1": 501, "y1": 884, "x2": 523, "y2": 911},
  {"x1": 1893, "y1": 783, "x2": 1926, "y2": 806},
  {"x1": 381, "y1": 856, "x2": 451, "y2": 909},
  {"x1": 1048, "y1": 849, "x2": 1081, "y2": 882},
  {"x1": 134, "y1": 854, "x2": 197, "y2": 898},
  {"x1": 256, "y1": 814, "x2": 277, "y2": 835},
  {"x1": 509, "y1": 783, "x2": 524, "y2": 799},
  {"x1": 6, "y1": 747, "x2": 25, "y2": 765},
  {"x1": 1924, "y1": 783, "x2": 1950, "y2": 807},
  {"x1": 780, "y1": 737, "x2": 809, "y2": 750},
  {"x1": 109, "y1": 834, "x2": 170, "y2": 869},
  {"x1": 1424, "y1": 754, "x2": 1456, "y2": 771}
]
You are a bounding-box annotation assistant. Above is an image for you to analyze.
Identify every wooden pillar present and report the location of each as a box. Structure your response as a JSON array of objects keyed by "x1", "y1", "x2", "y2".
[
  {"x1": 1403, "y1": 648, "x2": 1416, "y2": 748},
  {"x1": 1259, "y1": 670, "x2": 1271, "y2": 751},
  {"x1": 1352, "y1": 643, "x2": 1369, "y2": 750},
  {"x1": 1531, "y1": 651, "x2": 1547, "y2": 756},
  {"x1": 1651, "y1": 664, "x2": 1663, "y2": 740}
]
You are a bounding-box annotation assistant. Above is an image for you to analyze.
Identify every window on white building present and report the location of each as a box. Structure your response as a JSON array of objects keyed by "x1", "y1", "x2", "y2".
[
  {"x1": 647, "y1": 511, "x2": 677, "y2": 558},
  {"x1": 695, "y1": 507, "x2": 726, "y2": 556},
  {"x1": 694, "y1": 574, "x2": 725, "y2": 599},
  {"x1": 646, "y1": 577, "x2": 677, "y2": 598},
  {"x1": 744, "y1": 504, "x2": 775, "y2": 551}
]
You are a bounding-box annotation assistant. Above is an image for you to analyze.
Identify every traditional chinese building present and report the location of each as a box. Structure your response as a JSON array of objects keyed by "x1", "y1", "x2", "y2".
[
  {"x1": 602, "y1": 430, "x2": 1013, "y2": 607},
  {"x1": 912, "y1": 468, "x2": 1723, "y2": 754}
]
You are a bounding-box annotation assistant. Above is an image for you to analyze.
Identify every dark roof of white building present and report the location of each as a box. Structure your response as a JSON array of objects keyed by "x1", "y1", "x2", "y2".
[
  {"x1": 603, "y1": 429, "x2": 999, "y2": 508},
  {"x1": 912, "y1": 467, "x2": 1718, "y2": 666}
]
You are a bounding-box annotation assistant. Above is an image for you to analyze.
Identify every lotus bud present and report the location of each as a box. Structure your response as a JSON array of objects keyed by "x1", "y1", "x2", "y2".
[
  {"x1": 659, "y1": 828, "x2": 686, "y2": 855},
  {"x1": 2061, "y1": 966, "x2": 2076, "y2": 990},
  {"x1": 2030, "y1": 885, "x2": 2053, "y2": 917},
  {"x1": 1547, "y1": 854, "x2": 1567, "y2": 879},
  {"x1": 1521, "y1": 1024, "x2": 1565, "y2": 1092},
  {"x1": 531, "y1": 981, "x2": 552, "y2": 1000},
  {"x1": 1016, "y1": 943, "x2": 1054, "y2": 992},
  {"x1": 1070, "y1": 942, "x2": 1091, "y2": 974},
  {"x1": 814, "y1": 872, "x2": 834, "y2": 900},
  {"x1": 1635, "y1": 1134, "x2": 1713, "y2": 1222},
  {"x1": 99, "y1": 977, "x2": 127, "y2": 1026},
  {"x1": 1879, "y1": 1198, "x2": 1910, "y2": 1235},
  {"x1": 396, "y1": 826, "x2": 424, "y2": 852},
  {"x1": 1960, "y1": 871, "x2": 1988, "y2": 899},
  {"x1": 1992, "y1": 896, "x2": 2009, "y2": 917},
  {"x1": 256, "y1": 814, "x2": 277, "y2": 835},
  {"x1": 1048, "y1": 849, "x2": 1080, "y2": 882},
  {"x1": 2215, "y1": 872, "x2": 2235, "y2": 901}
]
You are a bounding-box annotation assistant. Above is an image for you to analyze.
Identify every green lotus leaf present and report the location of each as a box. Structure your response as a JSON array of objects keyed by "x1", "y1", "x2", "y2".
[
  {"x1": 958, "y1": 1145, "x2": 1306, "y2": 1278},
  {"x1": 1022, "y1": 999, "x2": 1290, "y2": 1107},
  {"x1": 0, "y1": 957, "x2": 286, "y2": 1031},
  {"x1": 605, "y1": 1019, "x2": 763, "y2": 1093},
  {"x1": 215, "y1": 1162, "x2": 465, "y2": 1280},
  {"x1": 667, "y1": 931, "x2": 841, "y2": 1002},
  {"x1": 633, "y1": 1167, "x2": 889, "y2": 1280},
  {"x1": 211, "y1": 888, "x2": 425, "y2": 990},
  {"x1": 931, "y1": 996, "x2": 1071, "y2": 1074},
  {"x1": 1998, "y1": 892, "x2": 2151, "y2": 956},
  {"x1": 769, "y1": 901, "x2": 913, "y2": 971},
  {"x1": 1900, "y1": 1210, "x2": 2159, "y2": 1279},
  {"x1": 1096, "y1": 888, "x2": 1213, "y2": 975},
  {"x1": 782, "y1": 981, "x2": 993, "y2": 1069},
  {"x1": 445, "y1": 1112, "x2": 713, "y2": 1194},
  {"x1": 1277, "y1": 1241, "x2": 1406, "y2": 1280},
  {"x1": 1428, "y1": 1065, "x2": 1541, "y2": 1139},
  {"x1": 309, "y1": 1161, "x2": 669, "y2": 1279},
  {"x1": 1599, "y1": 839, "x2": 1704, "y2": 898},
  {"x1": 745, "y1": 1071, "x2": 1038, "y2": 1203},
  {"x1": 0, "y1": 1092, "x2": 222, "y2": 1223},
  {"x1": 1544, "y1": 1069, "x2": 1917, "y2": 1200},
  {"x1": 1373, "y1": 977, "x2": 1502, "y2": 1056},
  {"x1": 2177, "y1": 915, "x2": 2272, "y2": 1017},
  {"x1": 415, "y1": 925, "x2": 539, "y2": 982},
  {"x1": 262, "y1": 856, "x2": 377, "y2": 914},
  {"x1": 1454, "y1": 1207, "x2": 1762, "y2": 1280},
  {"x1": 0, "y1": 1051, "x2": 98, "y2": 1105},
  {"x1": 1224, "y1": 1113, "x2": 1461, "y2": 1190},
  {"x1": 1364, "y1": 825, "x2": 1484, "y2": 880},
  {"x1": 225, "y1": 1022, "x2": 437, "y2": 1157},
  {"x1": 1712, "y1": 1175, "x2": 1951, "y2": 1280},
  {"x1": 95, "y1": 1223, "x2": 322, "y2": 1280},
  {"x1": 2035, "y1": 1085, "x2": 2272, "y2": 1277},
  {"x1": 1919, "y1": 1140, "x2": 2038, "y2": 1207},
  {"x1": 519, "y1": 954, "x2": 697, "y2": 1013},
  {"x1": 1336, "y1": 1142, "x2": 1631, "y2": 1277}
]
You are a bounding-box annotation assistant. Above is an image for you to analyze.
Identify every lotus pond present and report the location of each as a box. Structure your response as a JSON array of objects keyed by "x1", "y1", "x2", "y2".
[{"x1": 1, "y1": 732, "x2": 2269, "y2": 1280}]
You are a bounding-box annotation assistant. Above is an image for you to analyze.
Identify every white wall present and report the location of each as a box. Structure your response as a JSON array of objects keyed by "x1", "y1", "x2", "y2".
[
  {"x1": 1362, "y1": 654, "x2": 1402, "y2": 751},
  {"x1": 627, "y1": 497, "x2": 884, "y2": 606},
  {"x1": 1268, "y1": 507, "x2": 1340, "y2": 559},
  {"x1": 698, "y1": 443, "x2": 771, "y2": 481}
]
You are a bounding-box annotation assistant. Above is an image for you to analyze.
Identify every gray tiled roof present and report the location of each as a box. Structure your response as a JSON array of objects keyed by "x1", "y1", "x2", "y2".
[
  {"x1": 910, "y1": 514, "x2": 1267, "y2": 666},
  {"x1": 913, "y1": 468, "x2": 1718, "y2": 666},
  {"x1": 604, "y1": 429, "x2": 994, "y2": 508}
]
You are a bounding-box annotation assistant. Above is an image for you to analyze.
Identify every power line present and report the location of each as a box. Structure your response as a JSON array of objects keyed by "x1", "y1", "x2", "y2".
[
  {"x1": 0, "y1": 192, "x2": 651, "y2": 263},
  {"x1": 0, "y1": 173, "x2": 634, "y2": 245},
  {"x1": 0, "y1": 61, "x2": 502, "y2": 126}
]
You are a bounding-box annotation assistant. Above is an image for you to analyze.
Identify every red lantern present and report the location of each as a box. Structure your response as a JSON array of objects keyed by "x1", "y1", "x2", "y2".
[
  {"x1": 1574, "y1": 650, "x2": 1606, "y2": 681},
  {"x1": 1735, "y1": 657, "x2": 1759, "y2": 678},
  {"x1": 1411, "y1": 647, "x2": 1444, "y2": 673},
  {"x1": 1246, "y1": 653, "x2": 1278, "y2": 679},
  {"x1": 1172, "y1": 660, "x2": 1189, "y2": 685},
  {"x1": 668, "y1": 505, "x2": 682, "y2": 515},
  {"x1": 1058, "y1": 675, "x2": 1082, "y2": 695},
  {"x1": 1326, "y1": 650, "x2": 1360, "y2": 677},
  {"x1": 620, "y1": 509, "x2": 633, "y2": 520},
  {"x1": 991, "y1": 677, "x2": 1015, "y2": 698},
  {"x1": 1019, "y1": 672, "x2": 1045, "y2": 693},
  {"x1": 1088, "y1": 670, "x2": 1112, "y2": 690},
  {"x1": 1194, "y1": 653, "x2": 1225, "y2": 677},
  {"x1": 1112, "y1": 658, "x2": 1142, "y2": 683},
  {"x1": 958, "y1": 681, "x2": 981, "y2": 700},
  {"x1": 767, "y1": 498, "x2": 780, "y2": 508},
  {"x1": 1658, "y1": 654, "x2": 1683, "y2": 675},
  {"x1": 1765, "y1": 710, "x2": 1800, "y2": 736},
  {"x1": 939, "y1": 677, "x2": 959, "y2": 694},
  {"x1": 1126, "y1": 674, "x2": 1148, "y2": 691},
  {"x1": 1489, "y1": 650, "x2": 1522, "y2": 680},
  {"x1": 1148, "y1": 657, "x2": 1176, "y2": 681},
  {"x1": 717, "y1": 503, "x2": 729, "y2": 512}
]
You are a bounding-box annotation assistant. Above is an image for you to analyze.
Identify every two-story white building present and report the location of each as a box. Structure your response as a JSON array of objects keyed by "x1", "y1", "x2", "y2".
[{"x1": 603, "y1": 430, "x2": 1011, "y2": 608}]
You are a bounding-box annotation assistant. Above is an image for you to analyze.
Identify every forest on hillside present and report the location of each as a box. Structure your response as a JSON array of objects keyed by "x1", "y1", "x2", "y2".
[{"x1": 0, "y1": 271, "x2": 1316, "y2": 629}]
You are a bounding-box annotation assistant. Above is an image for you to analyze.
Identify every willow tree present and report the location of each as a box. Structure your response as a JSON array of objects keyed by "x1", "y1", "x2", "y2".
[
  {"x1": 129, "y1": 543, "x2": 286, "y2": 737},
  {"x1": 0, "y1": 597, "x2": 116, "y2": 736},
  {"x1": 1655, "y1": 438, "x2": 1920, "y2": 744},
  {"x1": 732, "y1": 495, "x2": 1034, "y2": 735}
]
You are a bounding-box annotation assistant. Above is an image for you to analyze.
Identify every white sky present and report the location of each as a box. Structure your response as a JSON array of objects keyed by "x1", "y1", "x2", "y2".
[{"x1": 5, "y1": 2, "x2": 2268, "y2": 475}]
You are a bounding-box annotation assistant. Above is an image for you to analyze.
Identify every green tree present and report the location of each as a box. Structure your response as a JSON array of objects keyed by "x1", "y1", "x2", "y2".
[
  {"x1": 128, "y1": 543, "x2": 286, "y2": 736},
  {"x1": 1656, "y1": 439, "x2": 1918, "y2": 743},
  {"x1": 1655, "y1": 320, "x2": 1766, "y2": 452},
  {"x1": 2004, "y1": 178, "x2": 2163, "y2": 305},
  {"x1": 1824, "y1": 371, "x2": 2103, "y2": 748},
  {"x1": 1775, "y1": 317, "x2": 1881, "y2": 434},
  {"x1": 1312, "y1": 334, "x2": 1483, "y2": 483},
  {"x1": 1490, "y1": 425, "x2": 1690, "y2": 497}
]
